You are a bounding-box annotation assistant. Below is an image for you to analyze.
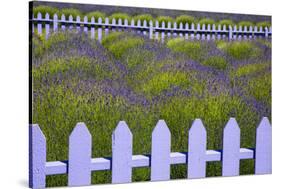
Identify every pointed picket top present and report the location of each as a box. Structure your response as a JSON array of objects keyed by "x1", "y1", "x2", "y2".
[
  {"x1": 174, "y1": 22, "x2": 177, "y2": 29},
  {"x1": 152, "y1": 120, "x2": 170, "y2": 138},
  {"x1": 60, "y1": 14, "x2": 65, "y2": 20},
  {"x1": 191, "y1": 23, "x2": 195, "y2": 30},
  {"x1": 151, "y1": 120, "x2": 171, "y2": 181},
  {"x1": 207, "y1": 24, "x2": 211, "y2": 31},
  {"x1": 124, "y1": 19, "x2": 128, "y2": 26},
  {"x1": 234, "y1": 25, "x2": 237, "y2": 31},
  {"x1": 76, "y1": 15, "x2": 80, "y2": 22},
  {"x1": 249, "y1": 26, "x2": 253, "y2": 32},
  {"x1": 136, "y1": 19, "x2": 141, "y2": 26},
  {"x1": 188, "y1": 119, "x2": 207, "y2": 179},
  {"x1": 255, "y1": 117, "x2": 272, "y2": 174},
  {"x1": 224, "y1": 118, "x2": 240, "y2": 133},
  {"x1": 45, "y1": 13, "x2": 50, "y2": 20},
  {"x1": 130, "y1": 19, "x2": 135, "y2": 26},
  {"x1": 197, "y1": 23, "x2": 200, "y2": 30},
  {"x1": 259, "y1": 26, "x2": 263, "y2": 32},
  {"x1": 105, "y1": 17, "x2": 109, "y2": 23},
  {"x1": 29, "y1": 124, "x2": 46, "y2": 188},
  {"x1": 162, "y1": 21, "x2": 165, "y2": 28},
  {"x1": 222, "y1": 118, "x2": 240, "y2": 176},
  {"x1": 155, "y1": 20, "x2": 159, "y2": 28},
  {"x1": 167, "y1": 21, "x2": 171, "y2": 28},
  {"x1": 244, "y1": 25, "x2": 248, "y2": 32},
  {"x1": 179, "y1": 22, "x2": 183, "y2": 29},
  {"x1": 97, "y1": 17, "x2": 102, "y2": 24},
  {"x1": 37, "y1": 12, "x2": 42, "y2": 19},
  {"x1": 69, "y1": 122, "x2": 91, "y2": 142},
  {"x1": 269, "y1": 26, "x2": 272, "y2": 33},
  {"x1": 185, "y1": 23, "x2": 189, "y2": 29},
  {"x1": 112, "y1": 121, "x2": 132, "y2": 183},
  {"x1": 112, "y1": 18, "x2": 116, "y2": 25},
  {"x1": 189, "y1": 118, "x2": 206, "y2": 134},
  {"x1": 202, "y1": 24, "x2": 206, "y2": 30},
  {"x1": 118, "y1": 18, "x2": 122, "y2": 25},
  {"x1": 223, "y1": 25, "x2": 226, "y2": 31},
  {"x1": 69, "y1": 15, "x2": 73, "y2": 21},
  {"x1": 84, "y1": 16, "x2": 88, "y2": 23},
  {"x1": 254, "y1": 26, "x2": 258, "y2": 32},
  {"x1": 142, "y1": 19, "x2": 146, "y2": 26},
  {"x1": 149, "y1": 20, "x2": 153, "y2": 26}
]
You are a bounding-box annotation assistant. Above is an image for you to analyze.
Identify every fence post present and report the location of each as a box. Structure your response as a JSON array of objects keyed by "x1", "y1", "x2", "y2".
[
  {"x1": 222, "y1": 118, "x2": 240, "y2": 176},
  {"x1": 68, "y1": 123, "x2": 92, "y2": 186},
  {"x1": 61, "y1": 14, "x2": 66, "y2": 31},
  {"x1": 188, "y1": 119, "x2": 207, "y2": 178},
  {"x1": 151, "y1": 120, "x2": 171, "y2": 181},
  {"x1": 45, "y1": 13, "x2": 50, "y2": 39},
  {"x1": 149, "y1": 20, "x2": 153, "y2": 39},
  {"x1": 112, "y1": 121, "x2": 132, "y2": 183},
  {"x1": 255, "y1": 117, "x2": 272, "y2": 174},
  {"x1": 98, "y1": 17, "x2": 102, "y2": 42},
  {"x1": 228, "y1": 25, "x2": 233, "y2": 40},
  {"x1": 90, "y1": 17, "x2": 95, "y2": 39},
  {"x1": 53, "y1": 14, "x2": 58, "y2": 32},
  {"x1": 29, "y1": 124, "x2": 46, "y2": 188},
  {"x1": 37, "y1": 12, "x2": 42, "y2": 35}
]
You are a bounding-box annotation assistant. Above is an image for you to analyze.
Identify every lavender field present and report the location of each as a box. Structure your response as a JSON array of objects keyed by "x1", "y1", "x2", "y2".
[{"x1": 31, "y1": 28, "x2": 271, "y2": 186}]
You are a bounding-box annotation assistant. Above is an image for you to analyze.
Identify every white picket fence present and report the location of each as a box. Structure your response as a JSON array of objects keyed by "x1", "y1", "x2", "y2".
[
  {"x1": 29, "y1": 117, "x2": 272, "y2": 188},
  {"x1": 31, "y1": 12, "x2": 272, "y2": 42}
]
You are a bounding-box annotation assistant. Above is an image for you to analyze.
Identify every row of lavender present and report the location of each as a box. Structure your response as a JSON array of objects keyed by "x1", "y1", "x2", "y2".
[
  {"x1": 31, "y1": 12, "x2": 272, "y2": 42},
  {"x1": 29, "y1": 117, "x2": 271, "y2": 188}
]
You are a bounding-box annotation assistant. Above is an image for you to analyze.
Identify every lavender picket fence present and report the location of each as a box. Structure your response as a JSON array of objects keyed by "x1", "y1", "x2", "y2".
[
  {"x1": 31, "y1": 12, "x2": 272, "y2": 42},
  {"x1": 29, "y1": 117, "x2": 272, "y2": 188}
]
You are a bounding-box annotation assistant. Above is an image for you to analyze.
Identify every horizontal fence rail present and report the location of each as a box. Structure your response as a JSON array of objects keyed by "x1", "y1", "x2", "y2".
[
  {"x1": 29, "y1": 117, "x2": 272, "y2": 188},
  {"x1": 30, "y1": 12, "x2": 272, "y2": 42}
]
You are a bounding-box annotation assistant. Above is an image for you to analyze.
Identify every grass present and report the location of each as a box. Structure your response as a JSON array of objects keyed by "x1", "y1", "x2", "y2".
[
  {"x1": 33, "y1": 5, "x2": 59, "y2": 18},
  {"x1": 156, "y1": 16, "x2": 174, "y2": 27},
  {"x1": 109, "y1": 13, "x2": 131, "y2": 24},
  {"x1": 238, "y1": 21, "x2": 254, "y2": 28},
  {"x1": 256, "y1": 21, "x2": 271, "y2": 29},
  {"x1": 202, "y1": 56, "x2": 228, "y2": 70},
  {"x1": 133, "y1": 14, "x2": 154, "y2": 24},
  {"x1": 59, "y1": 8, "x2": 83, "y2": 20},
  {"x1": 199, "y1": 18, "x2": 216, "y2": 26},
  {"x1": 86, "y1": 11, "x2": 106, "y2": 22},
  {"x1": 175, "y1": 15, "x2": 196, "y2": 25},
  {"x1": 32, "y1": 31, "x2": 271, "y2": 187},
  {"x1": 218, "y1": 19, "x2": 235, "y2": 27}
]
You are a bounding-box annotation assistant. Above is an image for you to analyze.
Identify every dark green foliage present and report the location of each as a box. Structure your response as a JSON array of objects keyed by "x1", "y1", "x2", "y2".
[
  {"x1": 156, "y1": 16, "x2": 174, "y2": 27},
  {"x1": 33, "y1": 5, "x2": 59, "y2": 18},
  {"x1": 176, "y1": 15, "x2": 196, "y2": 25},
  {"x1": 133, "y1": 14, "x2": 154, "y2": 24},
  {"x1": 59, "y1": 8, "x2": 83, "y2": 20},
  {"x1": 86, "y1": 11, "x2": 106, "y2": 22}
]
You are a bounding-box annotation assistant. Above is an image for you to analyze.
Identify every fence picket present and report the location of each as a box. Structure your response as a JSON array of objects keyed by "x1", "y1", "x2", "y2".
[
  {"x1": 185, "y1": 23, "x2": 189, "y2": 40},
  {"x1": 69, "y1": 15, "x2": 73, "y2": 30},
  {"x1": 167, "y1": 22, "x2": 171, "y2": 38},
  {"x1": 68, "y1": 123, "x2": 92, "y2": 186},
  {"x1": 179, "y1": 22, "x2": 183, "y2": 37},
  {"x1": 243, "y1": 26, "x2": 248, "y2": 40},
  {"x1": 60, "y1": 14, "x2": 66, "y2": 31},
  {"x1": 196, "y1": 23, "x2": 200, "y2": 40},
  {"x1": 105, "y1": 18, "x2": 109, "y2": 36},
  {"x1": 90, "y1": 17, "x2": 95, "y2": 39},
  {"x1": 98, "y1": 17, "x2": 102, "y2": 42},
  {"x1": 83, "y1": 16, "x2": 88, "y2": 33},
  {"x1": 222, "y1": 25, "x2": 226, "y2": 39},
  {"x1": 201, "y1": 24, "x2": 206, "y2": 40},
  {"x1": 191, "y1": 23, "x2": 195, "y2": 40},
  {"x1": 45, "y1": 13, "x2": 50, "y2": 39},
  {"x1": 212, "y1": 24, "x2": 216, "y2": 40},
  {"x1": 131, "y1": 19, "x2": 135, "y2": 33},
  {"x1": 233, "y1": 25, "x2": 237, "y2": 40},
  {"x1": 151, "y1": 120, "x2": 171, "y2": 181},
  {"x1": 155, "y1": 21, "x2": 159, "y2": 40},
  {"x1": 161, "y1": 21, "x2": 165, "y2": 43},
  {"x1": 53, "y1": 14, "x2": 58, "y2": 32},
  {"x1": 265, "y1": 27, "x2": 269, "y2": 38},
  {"x1": 255, "y1": 117, "x2": 272, "y2": 174},
  {"x1": 149, "y1": 20, "x2": 153, "y2": 39},
  {"x1": 238, "y1": 26, "x2": 242, "y2": 40},
  {"x1": 229, "y1": 25, "x2": 232, "y2": 40},
  {"x1": 137, "y1": 19, "x2": 141, "y2": 34},
  {"x1": 29, "y1": 124, "x2": 46, "y2": 188},
  {"x1": 217, "y1": 25, "x2": 221, "y2": 40},
  {"x1": 112, "y1": 121, "x2": 133, "y2": 183},
  {"x1": 188, "y1": 119, "x2": 207, "y2": 178},
  {"x1": 249, "y1": 26, "x2": 253, "y2": 39},
  {"x1": 37, "y1": 12, "x2": 42, "y2": 35},
  {"x1": 222, "y1": 118, "x2": 240, "y2": 176},
  {"x1": 207, "y1": 24, "x2": 211, "y2": 40},
  {"x1": 76, "y1": 16, "x2": 81, "y2": 32},
  {"x1": 118, "y1": 18, "x2": 122, "y2": 32},
  {"x1": 112, "y1": 18, "x2": 116, "y2": 32}
]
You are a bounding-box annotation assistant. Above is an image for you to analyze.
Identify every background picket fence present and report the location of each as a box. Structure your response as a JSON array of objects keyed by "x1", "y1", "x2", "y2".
[
  {"x1": 31, "y1": 12, "x2": 272, "y2": 42},
  {"x1": 29, "y1": 117, "x2": 272, "y2": 188}
]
